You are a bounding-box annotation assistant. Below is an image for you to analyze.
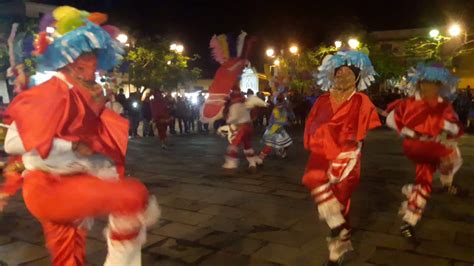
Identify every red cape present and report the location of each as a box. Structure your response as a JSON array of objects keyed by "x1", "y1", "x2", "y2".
[
  {"x1": 304, "y1": 92, "x2": 381, "y2": 160},
  {"x1": 5, "y1": 76, "x2": 129, "y2": 164},
  {"x1": 386, "y1": 97, "x2": 462, "y2": 138},
  {"x1": 201, "y1": 58, "x2": 247, "y2": 122}
]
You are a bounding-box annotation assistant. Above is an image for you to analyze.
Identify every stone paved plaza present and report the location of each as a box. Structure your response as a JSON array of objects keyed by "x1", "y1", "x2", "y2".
[{"x1": 1, "y1": 128, "x2": 474, "y2": 266}]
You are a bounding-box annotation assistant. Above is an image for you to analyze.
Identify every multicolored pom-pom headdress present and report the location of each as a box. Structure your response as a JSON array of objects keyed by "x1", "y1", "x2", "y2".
[
  {"x1": 34, "y1": 6, "x2": 124, "y2": 72},
  {"x1": 317, "y1": 50, "x2": 377, "y2": 91},
  {"x1": 407, "y1": 63, "x2": 459, "y2": 95}
]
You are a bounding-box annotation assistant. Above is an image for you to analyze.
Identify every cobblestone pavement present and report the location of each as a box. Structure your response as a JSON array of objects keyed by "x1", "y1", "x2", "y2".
[{"x1": 1, "y1": 128, "x2": 474, "y2": 266}]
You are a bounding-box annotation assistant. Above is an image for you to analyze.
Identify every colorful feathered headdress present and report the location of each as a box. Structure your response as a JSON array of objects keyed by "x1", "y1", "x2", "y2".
[
  {"x1": 33, "y1": 6, "x2": 124, "y2": 72},
  {"x1": 407, "y1": 63, "x2": 459, "y2": 95},
  {"x1": 209, "y1": 31, "x2": 255, "y2": 64},
  {"x1": 317, "y1": 50, "x2": 377, "y2": 91}
]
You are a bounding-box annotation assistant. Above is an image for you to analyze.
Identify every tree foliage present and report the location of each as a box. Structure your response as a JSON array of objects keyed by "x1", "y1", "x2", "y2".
[
  {"x1": 405, "y1": 34, "x2": 474, "y2": 67},
  {"x1": 286, "y1": 45, "x2": 338, "y2": 91},
  {"x1": 126, "y1": 36, "x2": 201, "y2": 91},
  {"x1": 370, "y1": 47, "x2": 406, "y2": 80}
]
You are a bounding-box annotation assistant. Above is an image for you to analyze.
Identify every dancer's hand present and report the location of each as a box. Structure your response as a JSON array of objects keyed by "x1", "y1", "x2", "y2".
[
  {"x1": 0, "y1": 193, "x2": 9, "y2": 212},
  {"x1": 4, "y1": 161, "x2": 24, "y2": 173},
  {"x1": 72, "y1": 142, "x2": 94, "y2": 157}
]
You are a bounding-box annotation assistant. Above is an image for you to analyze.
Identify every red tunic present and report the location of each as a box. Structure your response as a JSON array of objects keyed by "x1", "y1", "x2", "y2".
[
  {"x1": 4, "y1": 76, "x2": 129, "y2": 165},
  {"x1": 386, "y1": 97, "x2": 462, "y2": 138},
  {"x1": 304, "y1": 92, "x2": 381, "y2": 160}
]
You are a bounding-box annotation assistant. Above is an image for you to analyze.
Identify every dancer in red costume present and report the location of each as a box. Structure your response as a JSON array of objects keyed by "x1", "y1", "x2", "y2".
[
  {"x1": 201, "y1": 32, "x2": 266, "y2": 170},
  {"x1": 151, "y1": 90, "x2": 172, "y2": 149},
  {"x1": 385, "y1": 63, "x2": 463, "y2": 239},
  {"x1": 218, "y1": 86, "x2": 267, "y2": 170},
  {"x1": 303, "y1": 51, "x2": 380, "y2": 266},
  {"x1": 0, "y1": 7, "x2": 159, "y2": 266}
]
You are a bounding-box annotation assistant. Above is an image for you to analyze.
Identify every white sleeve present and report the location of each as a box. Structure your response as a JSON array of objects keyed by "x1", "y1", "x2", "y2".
[
  {"x1": 443, "y1": 120, "x2": 460, "y2": 136},
  {"x1": 385, "y1": 111, "x2": 399, "y2": 131},
  {"x1": 386, "y1": 111, "x2": 416, "y2": 137},
  {"x1": 4, "y1": 122, "x2": 26, "y2": 155},
  {"x1": 245, "y1": 95, "x2": 268, "y2": 108},
  {"x1": 400, "y1": 127, "x2": 416, "y2": 138},
  {"x1": 51, "y1": 138, "x2": 73, "y2": 154},
  {"x1": 5, "y1": 122, "x2": 73, "y2": 155}
]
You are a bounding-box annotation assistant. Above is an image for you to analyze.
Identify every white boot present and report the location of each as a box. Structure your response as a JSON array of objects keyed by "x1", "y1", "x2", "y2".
[
  {"x1": 222, "y1": 156, "x2": 239, "y2": 169},
  {"x1": 104, "y1": 196, "x2": 160, "y2": 266},
  {"x1": 327, "y1": 228, "x2": 353, "y2": 263},
  {"x1": 253, "y1": 156, "x2": 263, "y2": 166},
  {"x1": 104, "y1": 227, "x2": 145, "y2": 266}
]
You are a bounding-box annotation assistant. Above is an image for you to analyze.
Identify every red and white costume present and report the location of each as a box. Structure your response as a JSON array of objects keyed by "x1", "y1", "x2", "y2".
[
  {"x1": 219, "y1": 88, "x2": 267, "y2": 169},
  {"x1": 303, "y1": 50, "x2": 380, "y2": 265},
  {"x1": 386, "y1": 92, "x2": 463, "y2": 226},
  {"x1": 303, "y1": 92, "x2": 380, "y2": 228},
  {"x1": 0, "y1": 8, "x2": 159, "y2": 265},
  {"x1": 1, "y1": 73, "x2": 159, "y2": 266}
]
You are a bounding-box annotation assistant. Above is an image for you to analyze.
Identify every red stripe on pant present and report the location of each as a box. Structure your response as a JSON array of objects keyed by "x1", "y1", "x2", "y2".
[
  {"x1": 230, "y1": 123, "x2": 254, "y2": 150},
  {"x1": 22, "y1": 171, "x2": 149, "y2": 266},
  {"x1": 303, "y1": 152, "x2": 360, "y2": 229}
]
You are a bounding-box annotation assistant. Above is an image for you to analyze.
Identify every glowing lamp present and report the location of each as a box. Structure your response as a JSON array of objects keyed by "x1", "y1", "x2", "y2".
[
  {"x1": 266, "y1": 48, "x2": 275, "y2": 57},
  {"x1": 348, "y1": 38, "x2": 360, "y2": 49},
  {"x1": 429, "y1": 29, "x2": 440, "y2": 38},
  {"x1": 116, "y1": 33, "x2": 128, "y2": 44},
  {"x1": 448, "y1": 24, "x2": 461, "y2": 37},
  {"x1": 176, "y1": 44, "x2": 184, "y2": 53},
  {"x1": 289, "y1": 45, "x2": 298, "y2": 54}
]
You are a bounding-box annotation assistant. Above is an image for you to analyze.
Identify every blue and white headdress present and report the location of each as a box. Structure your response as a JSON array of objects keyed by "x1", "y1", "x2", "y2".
[
  {"x1": 407, "y1": 63, "x2": 459, "y2": 95},
  {"x1": 317, "y1": 50, "x2": 377, "y2": 91},
  {"x1": 34, "y1": 6, "x2": 124, "y2": 72}
]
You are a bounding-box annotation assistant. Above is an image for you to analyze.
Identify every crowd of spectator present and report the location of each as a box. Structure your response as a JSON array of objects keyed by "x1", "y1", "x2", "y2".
[{"x1": 107, "y1": 85, "x2": 474, "y2": 146}]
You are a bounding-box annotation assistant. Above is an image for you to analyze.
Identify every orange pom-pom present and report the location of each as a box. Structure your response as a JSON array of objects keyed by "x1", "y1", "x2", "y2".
[{"x1": 88, "y1": 12, "x2": 108, "y2": 25}]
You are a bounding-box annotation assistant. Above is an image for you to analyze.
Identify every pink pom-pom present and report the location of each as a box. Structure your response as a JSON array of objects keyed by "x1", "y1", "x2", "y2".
[{"x1": 210, "y1": 35, "x2": 225, "y2": 64}]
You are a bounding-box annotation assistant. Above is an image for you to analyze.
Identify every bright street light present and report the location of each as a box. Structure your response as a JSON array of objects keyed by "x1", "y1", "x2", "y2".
[
  {"x1": 116, "y1": 33, "x2": 128, "y2": 44},
  {"x1": 334, "y1": 40, "x2": 342, "y2": 49},
  {"x1": 289, "y1": 45, "x2": 298, "y2": 54},
  {"x1": 429, "y1": 29, "x2": 440, "y2": 38},
  {"x1": 274, "y1": 59, "x2": 280, "y2": 66},
  {"x1": 266, "y1": 48, "x2": 275, "y2": 57},
  {"x1": 448, "y1": 24, "x2": 462, "y2": 37},
  {"x1": 176, "y1": 44, "x2": 184, "y2": 54},
  {"x1": 170, "y1": 43, "x2": 177, "y2": 51},
  {"x1": 348, "y1": 38, "x2": 360, "y2": 49}
]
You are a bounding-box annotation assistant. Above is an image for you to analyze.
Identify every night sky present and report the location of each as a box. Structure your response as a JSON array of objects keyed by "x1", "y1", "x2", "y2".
[{"x1": 34, "y1": 0, "x2": 474, "y2": 77}]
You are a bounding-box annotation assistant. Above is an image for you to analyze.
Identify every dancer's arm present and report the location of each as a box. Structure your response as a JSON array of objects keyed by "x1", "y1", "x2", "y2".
[
  {"x1": 0, "y1": 156, "x2": 24, "y2": 211},
  {"x1": 443, "y1": 120, "x2": 460, "y2": 136},
  {"x1": 6, "y1": 122, "x2": 92, "y2": 157},
  {"x1": 327, "y1": 142, "x2": 361, "y2": 183}
]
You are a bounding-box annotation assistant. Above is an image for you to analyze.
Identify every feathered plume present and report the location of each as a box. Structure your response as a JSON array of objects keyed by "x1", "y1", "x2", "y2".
[
  {"x1": 217, "y1": 34, "x2": 230, "y2": 62},
  {"x1": 236, "y1": 31, "x2": 247, "y2": 57},
  {"x1": 210, "y1": 35, "x2": 225, "y2": 64},
  {"x1": 7, "y1": 23, "x2": 19, "y2": 67}
]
